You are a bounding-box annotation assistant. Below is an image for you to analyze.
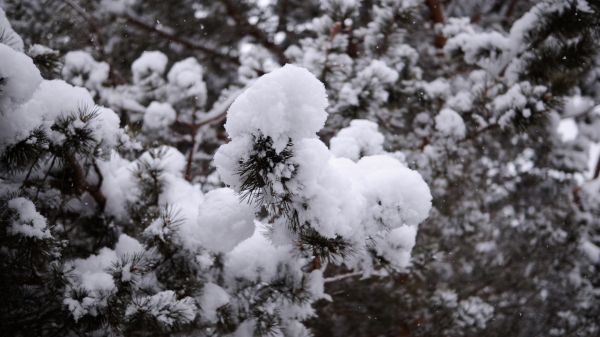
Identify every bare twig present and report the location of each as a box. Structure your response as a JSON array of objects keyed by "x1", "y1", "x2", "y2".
[
  {"x1": 183, "y1": 88, "x2": 244, "y2": 181},
  {"x1": 66, "y1": 154, "x2": 106, "y2": 209},
  {"x1": 123, "y1": 13, "x2": 240, "y2": 66},
  {"x1": 63, "y1": 0, "x2": 126, "y2": 84}
]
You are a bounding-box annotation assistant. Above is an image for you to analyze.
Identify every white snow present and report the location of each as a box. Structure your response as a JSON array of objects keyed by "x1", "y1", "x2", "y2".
[
  {"x1": 7, "y1": 197, "x2": 51, "y2": 239},
  {"x1": 0, "y1": 8, "x2": 24, "y2": 52},
  {"x1": 557, "y1": 118, "x2": 578, "y2": 142},
  {"x1": 193, "y1": 188, "x2": 256, "y2": 253},
  {"x1": 435, "y1": 108, "x2": 466, "y2": 139},
  {"x1": 62, "y1": 51, "x2": 110, "y2": 92},
  {"x1": 167, "y1": 57, "x2": 207, "y2": 107},
  {"x1": 216, "y1": 65, "x2": 432, "y2": 274},
  {"x1": 125, "y1": 291, "x2": 197, "y2": 326},
  {"x1": 580, "y1": 240, "x2": 600, "y2": 263},
  {"x1": 0, "y1": 44, "x2": 42, "y2": 114},
  {"x1": 143, "y1": 101, "x2": 177, "y2": 130},
  {"x1": 199, "y1": 282, "x2": 230, "y2": 323},
  {"x1": 131, "y1": 50, "x2": 168, "y2": 84},
  {"x1": 1, "y1": 75, "x2": 123, "y2": 151},
  {"x1": 223, "y1": 64, "x2": 328, "y2": 152},
  {"x1": 330, "y1": 119, "x2": 385, "y2": 161}
]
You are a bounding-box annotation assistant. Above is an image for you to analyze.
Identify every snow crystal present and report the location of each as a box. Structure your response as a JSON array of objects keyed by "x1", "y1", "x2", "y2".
[
  {"x1": 143, "y1": 101, "x2": 177, "y2": 130},
  {"x1": 224, "y1": 64, "x2": 328, "y2": 152},
  {"x1": 435, "y1": 108, "x2": 466, "y2": 139},
  {"x1": 7, "y1": 197, "x2": 51, "y2": 239},
  {"x1": 330, "y1": 119, "x2": 385, "y2": 161}
]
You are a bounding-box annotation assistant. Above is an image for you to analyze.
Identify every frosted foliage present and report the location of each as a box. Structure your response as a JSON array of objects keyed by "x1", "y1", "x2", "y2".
[
  {"x1": 330, "y1": 119, "x2": 385, "y2": 161},
  {"x1": 455, "y1": 297, "x2": 495, "y2": 330},
  {"x1": 0, "y1": 44, "x2": 42, "y2": 114},
  {"x1": 216, "y1": 66, "x2": 431, "y2": 274},
  {"x1": 64, "y1": 235, "x2": 144, "y2": 320},
  {"x1": 7, "y1": 197, "x2": 51, "y2": 239},
  {"x1": 224, "y1": 64, "x2": 328, "y2": 152},
  {"x1": 435, "y1": 108, "x2": 466, "y2": 138},
  {"x1": 125, "y1": 291, "x2": 197, "y2": 327},
  {"x1": 143, "y1": 101, "x2": 176, "y2": 130},
  {"x1": 13, "y1": 80, "x2": 122, "y2": 148},
  {"x1": 62, "y1": 51, "x2": 110, "y2": 92},
  {"x1": 0, "y1": 45, "x2": 122, "y2": 151},
  {"x1": 131, "y1": 50, "x2": 168, "y2": 83}
]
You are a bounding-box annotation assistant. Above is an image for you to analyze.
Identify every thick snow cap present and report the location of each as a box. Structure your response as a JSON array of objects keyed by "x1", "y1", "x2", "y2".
[{"x1": 224, "y1": 64, "x2": 328, "y2": 152}]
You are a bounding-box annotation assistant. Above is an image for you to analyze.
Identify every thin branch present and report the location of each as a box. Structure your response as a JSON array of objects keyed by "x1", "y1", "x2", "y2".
[
  {"x1": 66, "y1": 153, "x2": 106, "y2": 210},
  {"x1": 324, "y1": 271, "x2": 363, "y2": 283},
  {"x1": 424, "y1": 0, "x2": 447, "y2": 48},
  {"x1": 183, "y1": 87, "x2": 244, "y2": 181},
  {"x1": 220, "y1": 0, "x2": 288, "y2": 64},
  {"x1": 593, "y1": 154, "x2": 600, "y2": 180},
  {"x1": 63, "y1": 0, "x2": 126, "y2": 84},
  {"x1": 123, "y1": 13, "x2": 240, "y2": 66},
  {"x1": 505, "y1": 0, "x2": 520, "y2": 20}
]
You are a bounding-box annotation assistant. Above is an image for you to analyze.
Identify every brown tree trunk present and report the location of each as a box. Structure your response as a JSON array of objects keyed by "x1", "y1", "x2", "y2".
[{"x1": 425, "y1": 0, "x2": 447, "y2": 48}]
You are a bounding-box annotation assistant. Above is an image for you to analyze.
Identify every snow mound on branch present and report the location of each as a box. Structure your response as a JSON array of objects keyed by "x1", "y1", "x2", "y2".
[
  {"x1": 7, "y1": 197, "x2": 51, "y2": 239},
  {"x1": 224, "y1": 64, "x2": 328, "y2": 152},
  {"x1": 0, "y1": 9, "x2": 24, "y2": 52},
  {"x1": 143, "y1": 101, "x2": 176, "y2": 130},
  {"x1": 193, "y1": 188, "x2": 255, "y2": 253},
  {"x1": 167, "y1": 57, "x2": 207, "y2": 107},
  {"x1": 330, "y1": 119, "x2": 384, "y2": 161},
  {"x1": 435, "y1": 108, "x2": 466, "y2": 139},
  {"x1": 0, "y1": 44, "x2": 42, "y2": 113},
  {"x1": 64, "y1": 234, "x2": 144, "y2": 320},
  {"x1": 62, "y1": 51, "x2": 110, "y2": 91},
  {"x1": 131, "y1": 51, "x2": 168, "y2": 83},
  {"x1": 199, "y1": 283, "x2": 230, "y2": 323},
  {"x1": 0, "y1": 37, "x2": 124, "y2": 150},
  {"x1": 216, "y1": 65, "x2": 432, "y2": 273}
]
